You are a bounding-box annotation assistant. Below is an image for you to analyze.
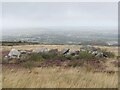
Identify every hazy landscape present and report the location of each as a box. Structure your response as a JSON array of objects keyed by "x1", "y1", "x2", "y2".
[
  {"x1": 2, "y1": 28, "x2": 118, "y2": 45},
  {"x1": 1, "y1": 2, "x2": 118, "y2": 89}
]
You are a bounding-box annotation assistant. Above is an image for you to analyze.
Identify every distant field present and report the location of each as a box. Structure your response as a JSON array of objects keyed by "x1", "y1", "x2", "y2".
[{"x1": 2, "y1": 45, "x2": 118, "y2": 88}]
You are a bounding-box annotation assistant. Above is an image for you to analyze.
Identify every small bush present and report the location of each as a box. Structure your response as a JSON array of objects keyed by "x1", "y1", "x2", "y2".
[
  {"x1": 65, "y1": 54, "x2": 73, "y2": 60},
  {"x1": 29, "y1": 52, "x2": 58, "y2": 61},
  {"x1": 29, "y1": 53, "x2": 44, "y2": 61},
  {"x1": 78, "y1": 51, "x2": 93, "y2": 59},
  {"x1": 40, "y1": 53, "x2": 57, "y2": 59}
]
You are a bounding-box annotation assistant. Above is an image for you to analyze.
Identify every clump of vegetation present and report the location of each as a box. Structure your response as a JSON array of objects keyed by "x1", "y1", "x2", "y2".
[
  {"x1": 67, "y1": 60, "x2": 84, "y2": 67},
  {"x1": 55, "y1": 54, "x2": 66, "y2": 61},
  {"x1": 29, "y1": 53, "x2": 58, "y2": 61},
  {"x1": 65, "y1": 54, "x2": 73, "y2": 60},
  {"x1": 102, "y1": 49, "x2": 115, "y2": 58},
  {"x1": 78, "y1": 51, "x2": 94, "y2": 59},
  {"x1": 2, "y1": 46, "x2": 116, "y2": 69},
  {"x1": 21, "y1": 61, "x2": 36, "y2": 69},
  {"x1": 41, "y1": 53, "x2": 57, "y2": 59},
  {"x1": 29, "y1": 53, "x2": 44, "y2": 61}
]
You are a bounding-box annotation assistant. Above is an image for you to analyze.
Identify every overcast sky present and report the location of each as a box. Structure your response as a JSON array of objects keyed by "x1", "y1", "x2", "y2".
[{"x1": 2, "y1": 2, "x2": 118, "y2": 32}]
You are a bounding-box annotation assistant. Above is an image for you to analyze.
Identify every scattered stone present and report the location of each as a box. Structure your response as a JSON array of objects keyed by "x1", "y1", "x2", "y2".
[
  {"x1": 95, "y1": 52, "x2": 103, "y2": 57},
  {"x1": 8, "y1": 49, "x2": 21, "y2": 58},
  {"x1": 92, "y1": 51, "x2": 98, "y2": 56},
  {"x1": 49, "y1": 49, "x2": 58, "y2": 54},
  {"x1": 69, "y1": 50, "x2": 79, "y2": 56},
  {"x1": 61, "y1": 48, "x2": 70, "y2": 54},
  {"x1": 20, "y1": 50, "x2": 27, "y2": 54},
  {"x1": 80, "y1": 45, "x2": 97, "y2": 52},
  {"x1": 32, "y1": 48, "x2": 49, "y2": 53},
  {"x1": 103, "y1": 54, "x2": 107, "y2": 57},
  {"x1": 80, "y1": 45, "x2": 108, "y2": 58}
]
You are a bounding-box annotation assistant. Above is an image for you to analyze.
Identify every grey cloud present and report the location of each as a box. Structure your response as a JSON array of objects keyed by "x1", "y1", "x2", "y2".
[{"x1": 2, "y1": 2, "x2": 118, "y2": 30}]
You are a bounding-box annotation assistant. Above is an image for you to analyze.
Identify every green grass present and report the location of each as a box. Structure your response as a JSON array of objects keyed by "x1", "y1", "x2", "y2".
[
  {"x1": 78, "y1": 51, "x2": 93, "y2": 59},
  {"x1": 29, "y1": 53, "x2": 44, "y2": 61}
]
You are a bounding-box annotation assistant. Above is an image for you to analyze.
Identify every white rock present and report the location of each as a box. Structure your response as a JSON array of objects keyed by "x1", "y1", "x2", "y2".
[{"x1": 8, "y1": 49, "x2": 21, "y2": 58}]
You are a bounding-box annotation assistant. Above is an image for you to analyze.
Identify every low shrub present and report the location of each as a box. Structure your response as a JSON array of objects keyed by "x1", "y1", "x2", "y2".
[
  {"x1": 29, "y1": 52, "x2": 58, "y2": 61},
  {"x1": 65, "y1": 54, "x2": 73, "y2": 60},
  {"x1": 78, "y1": 51, "x2": 93, "y2": 59},
  {"x1": 29, "y1": 53, "x2": 44, "y2": 61},
  {"x1": 40, "y1": 53, "x2": 57, "y2": 59}
]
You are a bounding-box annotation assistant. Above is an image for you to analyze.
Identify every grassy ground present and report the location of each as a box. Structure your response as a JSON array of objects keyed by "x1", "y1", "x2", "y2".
[
  {"x1": 0, "y1": 66, "x2": 1, "y2": 89},
  {"x1": 1, "y1": 45, "x2": 118, "y2": 88},
  {"x1": 2, "y1": 66, "x2": 118, "y2": 88},
  {"x1": 0, "y1": 72, "x2": 2, "y2": 89}
]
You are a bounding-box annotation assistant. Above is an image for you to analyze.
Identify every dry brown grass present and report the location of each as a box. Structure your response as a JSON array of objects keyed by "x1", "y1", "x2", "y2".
[
  {"x1": 0, "y1": 72, "x2": 2, "y2": 89},
  {"x1": 2, "y1": 66, "x2": 118, "y2": 88}
]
